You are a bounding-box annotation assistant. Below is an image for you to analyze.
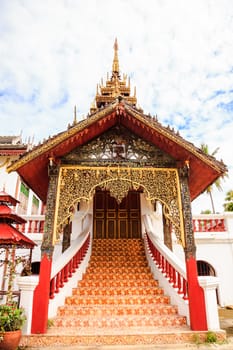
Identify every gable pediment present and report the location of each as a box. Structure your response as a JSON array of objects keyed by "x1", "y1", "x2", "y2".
[
  {"x1": 7, "y1": 101, "x2": 227, "y2": 202},
  {"x1": 61, "y1": 125, "x2": 176, "y2": 168}
]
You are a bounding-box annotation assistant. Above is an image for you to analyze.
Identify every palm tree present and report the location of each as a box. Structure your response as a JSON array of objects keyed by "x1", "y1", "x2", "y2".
[
  {"x1": 223, "y1": 190, "x2": 233, "y2": 212},
  {"x1": 201, "y1": 143, "x2": 227, "y2": 214}
]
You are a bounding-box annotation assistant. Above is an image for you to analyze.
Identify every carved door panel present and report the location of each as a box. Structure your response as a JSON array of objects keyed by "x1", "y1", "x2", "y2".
[
  {"x1": 93, "y1": 189, "x2": 141, "y2": 239},
  {"x1": 106, "y1": 194, "x2": 117, "y2": 238},
  {"x1": 94, "y1": 190, "x2": 105, "y2": 239},
  {"x1": 118, "y1": 196, "x2": 128, "y2": 238},
  {"x1": 129, "y1": 191, "x2": 141, "y2": 238}
]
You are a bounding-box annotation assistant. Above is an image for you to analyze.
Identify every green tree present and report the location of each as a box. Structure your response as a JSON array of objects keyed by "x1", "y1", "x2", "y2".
[
  {"x1": 201, "y1": 209, "x2": 211, "y2": 214},
  {"x1": 201, "y1": 143, "x2": 227, "y2": 214},
  {"x1": 223, "y1": 190, "x2": 233, "y2": 212}
]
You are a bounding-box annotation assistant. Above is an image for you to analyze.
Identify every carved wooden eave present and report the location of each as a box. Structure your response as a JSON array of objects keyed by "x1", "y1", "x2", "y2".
[{"x1": 7, "y1": 99, "x2": 227, "y2": 203}]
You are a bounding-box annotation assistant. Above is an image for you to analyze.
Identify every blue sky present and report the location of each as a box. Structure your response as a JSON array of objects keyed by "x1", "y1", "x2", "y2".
[{"x1": 0, "y1": 0, "x2": 232, "y2": 213}]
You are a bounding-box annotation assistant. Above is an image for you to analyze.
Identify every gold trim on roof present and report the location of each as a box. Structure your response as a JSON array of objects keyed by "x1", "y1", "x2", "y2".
[
  {"x1": 7, "y1": 102, "x2": 118, "y2": 172},
  {"x1": 7, "y1": 100, "x2": 226, "y2": 177},
  {"x1": 124, "y1": 104, "x2": 226, "y2": 174},
  {"x1": 7, "y1": 100, "x2": 226, "y2": 175}
]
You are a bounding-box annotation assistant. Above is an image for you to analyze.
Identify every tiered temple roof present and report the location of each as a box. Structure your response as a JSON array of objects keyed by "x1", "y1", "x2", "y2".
[
  {"x1": 91, "y1": 39, "x2": 137, "y2": 112},
  {"x1": 7, "y1": 41, "x2": 227, "y2": 203},
  {"x1": 0, "y1": 190, "x2": 35, "y2": 248}
]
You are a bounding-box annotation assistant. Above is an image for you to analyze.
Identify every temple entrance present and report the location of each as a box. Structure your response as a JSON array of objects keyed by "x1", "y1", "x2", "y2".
[{"x1": 93, "y1": 189, "x2": 141, "y2": 239}]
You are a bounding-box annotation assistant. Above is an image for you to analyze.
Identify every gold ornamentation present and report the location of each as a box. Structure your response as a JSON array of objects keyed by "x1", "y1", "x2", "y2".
[
  {"x1": 54, "y1": 166, "x2": 184, "y2": 245},
  {"x1": 62, "y1": 125, "x2": 175, "y2": 167},
  {"x1": 7, "y1": 103, "x2": 117, "y2": 172},
  {"x1": 0, "y1": 157, "x2": 10, "y2": 168}
]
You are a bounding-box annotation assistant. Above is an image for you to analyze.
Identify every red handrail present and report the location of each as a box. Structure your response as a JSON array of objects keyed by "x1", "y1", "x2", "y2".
[
  {"x1": 145, "y1": 233, "x2": 188, "y2": 300},
  {"x1": 49, "y1": 233, "x2": 90, "y2": 299}
]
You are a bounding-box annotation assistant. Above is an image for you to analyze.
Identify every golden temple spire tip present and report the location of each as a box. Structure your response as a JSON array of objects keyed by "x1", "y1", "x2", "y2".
[
  {"x1": 114, "y1": 38, "x2": 118, "y2": 51},
  {"x1": 91, "y1": 39, "x2": 137, "y2": 110},
  {"x1": 112, "y1": 38, "x2": 120, "y2": 76}
]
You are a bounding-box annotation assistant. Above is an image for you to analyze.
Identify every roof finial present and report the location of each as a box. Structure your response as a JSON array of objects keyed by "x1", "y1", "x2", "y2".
[
  {"x1": 73, "y1": 105, "x2": 77, "y2": 125},
  {"x1": 112, "y1": 38, "x2": 120, "y2": 76}
]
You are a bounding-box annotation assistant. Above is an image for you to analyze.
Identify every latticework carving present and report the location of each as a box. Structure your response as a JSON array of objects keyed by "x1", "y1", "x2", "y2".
[
  {"x1": 61, "y1": 125, "x2": 176, "y2": 167},
  {"x1": 54, "y1": 166, "x2": 184, "y2": 245}
]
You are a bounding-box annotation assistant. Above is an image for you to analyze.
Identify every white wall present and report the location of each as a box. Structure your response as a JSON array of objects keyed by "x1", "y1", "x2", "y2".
[
  {"x1": 195, "y1": 232, "x2": 233, "y2": 306},
  {"x1": 141, "y1": 196, "x2": 233, "y2": 307},
  {"x1": 0, "y1": 155, "x2": 19, "y2": 196}
]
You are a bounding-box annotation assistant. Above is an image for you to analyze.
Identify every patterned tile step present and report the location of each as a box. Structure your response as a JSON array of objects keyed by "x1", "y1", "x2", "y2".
[
  {"x1": 51, "y1": 314, "x2": 187, "y2": 328},
  {"x1": 57, "y1": 304, "x2": 178, "y2": 317},
  {"x1": 91, "y1": 251, "x2": 144, "y2": 255},
  {"x1": 78, "y1": 279, "x2": 159, "y2": 288},
  {"x1": 81, "y1": 273, "x2": 153, "y2": 280},
  {"x1": 21, "y1": 330, "x2": 226, "y2": 347},
  {"x1": 65, "y1": 294, "x2": 170, "y2": 306},
  {"x1": 49, "y1": 239, "x2": 189, "y2": 339},
  {"x1": 72, "y1": 286, "x2": 163, "y2": 296},
  {"x1": 88, "y1": 261, "x2": 148, "y2": 267},
  {"x1": 90, "y1": 249, "x2": 146, "y2": 254},
  {"x1": 86, "y1": 267, "x2": 151, "y2": 274},
  {"x1": 89, "y1": 257, "x2": 146, "y2": 261},
  {"x1": 89, "y1": 257, "x2": 147, "y2": 264},
  {"x1": 93, "y1": 239, "x2": 143, "y2": 243}
]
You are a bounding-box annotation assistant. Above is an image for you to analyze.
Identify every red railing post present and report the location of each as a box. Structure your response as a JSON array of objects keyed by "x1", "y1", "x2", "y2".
[
  {"x1": 146, "y1": 233, "x2": 188, "y2": 301},
  {"x1": 28, "y1": 220, "x2": 32, "y2": 233},
  {"x1": 50, "y1": 277, "x2": 55, "y2": 299},
  {"x1": 55, "y1": 273, "x2": 60, "y2": 294},
  {"x1": 49, "y1": 233, "x2": 90, "y2": 300}
]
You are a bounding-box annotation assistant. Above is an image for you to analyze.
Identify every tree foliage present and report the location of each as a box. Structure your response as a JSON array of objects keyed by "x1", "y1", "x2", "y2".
[
  {"x1": 200, "y1": 143, "x2": 228, "y2": 214},
  {"x1": 223, "y1": 190, "x2": 233, "y2": 212}
]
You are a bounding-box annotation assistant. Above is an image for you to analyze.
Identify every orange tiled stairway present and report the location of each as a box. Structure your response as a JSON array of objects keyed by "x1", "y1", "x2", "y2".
[{"x1": 49, "y1": 238, "x2": 188, "y2": 337}]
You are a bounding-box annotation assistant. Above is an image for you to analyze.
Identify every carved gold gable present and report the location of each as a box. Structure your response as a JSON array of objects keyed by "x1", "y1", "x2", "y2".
[{"x1": 53, "y1": 165, "x2": 185, "y2": 247}]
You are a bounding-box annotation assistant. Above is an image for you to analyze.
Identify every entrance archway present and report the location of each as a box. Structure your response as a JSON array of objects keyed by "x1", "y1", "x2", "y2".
[{"x1": 54, "y1": 166, "x2": 184, "y2": 246}]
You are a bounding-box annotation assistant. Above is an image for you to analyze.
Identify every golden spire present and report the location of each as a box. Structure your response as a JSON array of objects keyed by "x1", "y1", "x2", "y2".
[
  {"x1": 92, "y1": 39, "x2": 137, "y2": 109},
  {"x1": 112, "y1": 38, "x2": 120, "y2": 76}
]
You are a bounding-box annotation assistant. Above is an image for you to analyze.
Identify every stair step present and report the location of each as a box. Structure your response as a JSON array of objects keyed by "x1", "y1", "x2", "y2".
[
  {"x1": 88, "y1": 259, "x2": 148, "y2": 268},
  {"x1": 21, "y1": 330, "x2": 226, "y2": 348},
  {"x1": 50, "y1": 238, "x2": 188, "y2": 338},
  {"x1": 72, "y1": 286, "x2": 163, "y2": 296},
  {"x1": 78, "y1": 279, "x2": 159, "y2": 288},
  {"x1": 86, "y1": 267, "x2": 150, "y2": 273},
  {"x1": 81, "y1": 272, "x2": 153, "y2": 280},
  {"x1": 52, "y1": 314, "x2": 187, "y2": 328},
  {"x1": 58, "y1": 304, "x2": 177, "y2": 317},
  {"x1": 90, "y1": 256, "x2": 145, "y2": 261},
  {"x1": 65, "y1": 294, "x2": 170, "y2": 305}
]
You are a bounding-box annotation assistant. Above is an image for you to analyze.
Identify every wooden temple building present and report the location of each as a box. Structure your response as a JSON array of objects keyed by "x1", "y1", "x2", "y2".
[{"x1": 7, "y1": 40, "x2": 227, "y2": 343}]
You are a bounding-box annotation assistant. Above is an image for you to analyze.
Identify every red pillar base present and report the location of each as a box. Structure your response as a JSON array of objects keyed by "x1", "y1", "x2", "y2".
[
  {"x1": 186, "y1": 256, "x2": 207, "y2": 331},
  {"x1": 31, "y1": 253, "x2": 52, "y2": 334}
]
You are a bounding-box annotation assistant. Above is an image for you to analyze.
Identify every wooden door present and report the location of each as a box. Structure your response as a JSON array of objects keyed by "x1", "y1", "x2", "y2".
[{"x1": 93, "y1": 189, "x2": 141, "y2": 239}]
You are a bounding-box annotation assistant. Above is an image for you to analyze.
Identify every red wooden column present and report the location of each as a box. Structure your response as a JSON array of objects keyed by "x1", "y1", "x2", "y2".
[
  {"x1": 31, "y1": 253, "x2": 52, "y2": 333},
  {"x1": 185, "y1": 254, "x2": 207, "y2": 330},
  {"x1": 179, "y1": 163, "x2": 207, "y2": 331},
  {"x1": 31, "y1": 161, "x2": 59, "y2": 334}
]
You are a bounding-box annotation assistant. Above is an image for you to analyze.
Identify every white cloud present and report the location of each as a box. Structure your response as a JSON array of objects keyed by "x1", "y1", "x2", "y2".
[{"x1": 0, "y1": 0, "x2": 232, "y2": 212}]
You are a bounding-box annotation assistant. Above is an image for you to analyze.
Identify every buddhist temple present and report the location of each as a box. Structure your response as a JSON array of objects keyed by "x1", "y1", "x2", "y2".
[{"x1": 6, "y1": 40, "x2": 228, "y2": 344}]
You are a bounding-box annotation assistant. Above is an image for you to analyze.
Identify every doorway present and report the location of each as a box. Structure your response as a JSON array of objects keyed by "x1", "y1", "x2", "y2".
[{"x1": 93, "y1": 189, "x2": 141, "y2": 239}]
